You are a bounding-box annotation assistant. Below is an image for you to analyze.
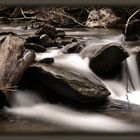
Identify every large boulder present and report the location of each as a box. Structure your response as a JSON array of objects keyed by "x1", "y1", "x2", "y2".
[
  {"x1": 80, "y1": 43, "x2": 129, "y2": 76},
  {"x1": 19, "y1": 64, "x2": 110, "y2": 104},
  {"x1": 124, "y1": 19, "x2": 140, "y2": 41},
  {"x1": 0, "y1": 35, "x2": 35, "y2": 107}
]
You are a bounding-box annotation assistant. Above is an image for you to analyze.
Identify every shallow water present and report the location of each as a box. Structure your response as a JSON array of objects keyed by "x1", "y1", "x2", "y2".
[{"x1": 1, "y1": 26, "x2": 140, "y2": 133}]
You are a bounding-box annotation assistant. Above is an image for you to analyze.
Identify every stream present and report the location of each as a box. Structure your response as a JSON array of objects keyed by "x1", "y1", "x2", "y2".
[{"x1": 1, "y1": 25, "x2": 140, "y2": 134}]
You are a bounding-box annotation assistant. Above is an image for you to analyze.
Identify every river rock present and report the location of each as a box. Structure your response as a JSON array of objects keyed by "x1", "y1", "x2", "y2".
[
  {"x1": 124, "y1": 19, "x2": 140, "y2": 41},
  {"x1": 136, "y1": 52, "x2": 140, "y2": 73},
  {"x1": 39, "y1": 34, "x2": 53, "y2": 47},
  {"x1": 39, "y1": 35, "x2": 64, "y2": 48},
  {"x1": 19, "y1": 64, "x2": 110, "y2": 104},
  {"x1": 61, "y1": 41, "x2": 85, "y2": 54},
  {"x1": 61, "y1": 37, "x2": 77, "y2": 45},
  {"x1": 0, "y1": 90, "x2": 9, "y2": 108},
  {"x1": 80, "y1": 43, "x2": 129, "y2": 76},
  {"x1": 56, "y1": 30, "x2": 66, "y2": 37},
  {"x1": 24, "y1": 42, "x2": 46, "y2": 53},
  {"x1": 26, "y1": 35, "x2": 40, "y2": 44},
  {"x1": 39, "y1": 58, "x2": 54, "y2": 64},
  {"x1": 35, "y1": 24, "x2": 57, "y2": 38},
  {"x1": 0, "y1": 35, "x2": 35, "y2": 107},
  {"x1": 98, "y1": 64, "x2": 123, "y2": 79}
]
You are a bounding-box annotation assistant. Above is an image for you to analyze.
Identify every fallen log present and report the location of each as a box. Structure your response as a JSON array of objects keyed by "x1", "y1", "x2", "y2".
[{"x1": 0, "y1": 35, "x2": 35, "y2": 107}]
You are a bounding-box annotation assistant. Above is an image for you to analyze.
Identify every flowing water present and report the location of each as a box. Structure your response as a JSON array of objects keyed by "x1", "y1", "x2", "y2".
[{"x1": 1, "y1": 26, "x2": 140, "y2": 133}]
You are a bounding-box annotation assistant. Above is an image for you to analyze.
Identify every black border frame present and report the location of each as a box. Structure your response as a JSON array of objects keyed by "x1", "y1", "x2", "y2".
[
  {"x1": 1, "y1": 0, "x2": 140, "y2": 139},
  {"x1": 0, "y1": 0, "x2": 140, "y2": 6}
]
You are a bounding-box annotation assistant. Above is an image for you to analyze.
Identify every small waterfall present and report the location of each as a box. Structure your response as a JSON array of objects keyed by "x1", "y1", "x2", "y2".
[
  {"x1": 127, "y1": 55, "x2": 140, "y2": 90},
  {"x1": 6, "y1": 53, "x2": 140, "y2": 132},
  {"x1": 5, "y1": 28, "x2": 140, "y2": 132},
  {"x1": 103, "y1": 55, "x2": 140, "y2": 105}
]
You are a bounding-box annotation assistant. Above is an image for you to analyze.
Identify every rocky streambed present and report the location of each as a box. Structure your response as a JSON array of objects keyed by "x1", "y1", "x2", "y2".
[{"x1": 1, "y1": 23, "x2": 140, "y2": 133}]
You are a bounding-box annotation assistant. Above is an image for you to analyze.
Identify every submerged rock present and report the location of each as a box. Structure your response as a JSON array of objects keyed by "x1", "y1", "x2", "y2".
[
  {"x1": 61, "y1": 41, "x2": 85, "y2": 54},
  {"x1": 19, "y1": 64, "x2": 110, "y2": 104},
  {"x1": 80, "y1": 43, "x2": 129, "y2": 76}
]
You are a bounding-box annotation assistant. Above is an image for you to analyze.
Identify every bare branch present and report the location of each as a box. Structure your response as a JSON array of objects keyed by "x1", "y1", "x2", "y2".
[{"x1": 49, "y1": 11, "x2": 88, "y2": 28}]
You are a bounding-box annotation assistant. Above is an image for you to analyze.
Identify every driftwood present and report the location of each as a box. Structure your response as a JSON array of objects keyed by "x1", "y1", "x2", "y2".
[{"x1": 0, "y1": 35, "x2": 35, "y2": 107}]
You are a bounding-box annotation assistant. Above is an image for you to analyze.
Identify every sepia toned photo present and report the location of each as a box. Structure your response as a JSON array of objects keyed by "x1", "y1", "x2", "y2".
[{"x1": 0, "y1": 1, "x2": 140, "y2": 136}]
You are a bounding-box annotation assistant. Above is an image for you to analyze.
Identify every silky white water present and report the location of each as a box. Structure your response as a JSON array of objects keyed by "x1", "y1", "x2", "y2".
[
  {"x1": 7, "y1": 52, "x2": 140, "y2": 132},
  {"x1": 103, "y1": 55, "x2": 140, "y2": 105},
  {"x1": 5, "y1": 28, "x2": 140, "y2": 132}
]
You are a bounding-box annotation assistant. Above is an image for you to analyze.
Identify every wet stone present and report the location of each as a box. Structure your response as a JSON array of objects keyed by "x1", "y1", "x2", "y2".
[
  {"x1": 35, "y1": 24, "x2": 57, "y2": 38},
  {"x1": 39, "y1": 58, "x2": 54, "y2": 64},
  {"x1": 24, "y1": 43, "x2": 46, "y2": 53},
  {"x1": 19, "y1": 64, "x2": 111, "y2": 104},
  {"x1": 26, "y1": 35, "x2": 40, "y2": 44},
  {"x1": 56, "y1": 30, "x2": 66, "y2": 37},
  {"x1": 0, "y1": 91, "x2": 9, "y2": 108},
  {"x1": 80, "y1": 42, "x2": 129, "y2": 76},
  {"x1": 54, "y1": 37, "x2": 63, "y2": 46},
  {"x1": 39, "y1": 34, "x2": 53, "y2": 48},
  {"x1": 125, "y1": 19, "x2": 140, "y2": 41},
  {"x1": 61, "y1": 41, "x2": 85, "y2": 54}
]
